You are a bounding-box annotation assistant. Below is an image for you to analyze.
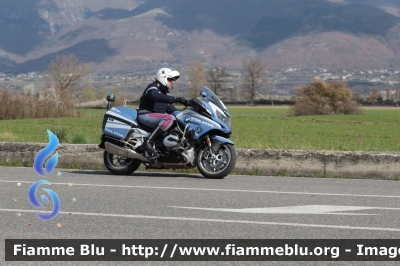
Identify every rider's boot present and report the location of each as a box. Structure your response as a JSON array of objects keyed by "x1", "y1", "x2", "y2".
[{"x1": 139, "y1": 126, "x2": 164, "y2": 156}]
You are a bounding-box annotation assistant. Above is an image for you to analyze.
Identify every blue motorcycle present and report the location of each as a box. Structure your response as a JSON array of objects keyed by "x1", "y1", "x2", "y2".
[{"x1": 99, "y1": 84, "x2": 236, "y2": 179}]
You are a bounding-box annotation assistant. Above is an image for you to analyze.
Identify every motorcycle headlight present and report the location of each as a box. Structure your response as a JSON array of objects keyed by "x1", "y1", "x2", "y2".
[{"x1": 216, "y1": 110, "x2": 232, "y2": 131}]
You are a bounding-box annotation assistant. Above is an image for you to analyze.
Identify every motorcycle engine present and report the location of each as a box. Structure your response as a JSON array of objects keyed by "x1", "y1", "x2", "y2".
[{"x1": 162, "y1": 133, "x2": 180, "y2": 150}]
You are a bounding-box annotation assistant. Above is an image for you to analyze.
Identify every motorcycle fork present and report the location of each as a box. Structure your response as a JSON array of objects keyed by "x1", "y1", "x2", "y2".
[{"x1": 205, "y1": 136, "x2": 215, "y2": 159}]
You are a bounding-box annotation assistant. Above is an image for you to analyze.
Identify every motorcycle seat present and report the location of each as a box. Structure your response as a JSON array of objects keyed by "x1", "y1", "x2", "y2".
[{"x1": 137, "y1": 121, "x2": 153, "y2": 133}]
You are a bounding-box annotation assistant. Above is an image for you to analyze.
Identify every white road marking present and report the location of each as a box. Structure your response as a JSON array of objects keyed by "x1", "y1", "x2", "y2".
[
  {"x1": 170, "y1": 205, "x2": 400, "y2": 215},
  {"x1": 1, "y1": 180, "x2": 400, "y2": 199},
  {"x1": 1, "y1": 208, "x2": 400, "y2": 232}
]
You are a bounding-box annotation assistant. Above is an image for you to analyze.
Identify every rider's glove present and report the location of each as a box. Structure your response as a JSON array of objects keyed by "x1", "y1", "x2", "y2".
[{"x1": 175, "y1": 97, "x2": 189, "y2": 106}]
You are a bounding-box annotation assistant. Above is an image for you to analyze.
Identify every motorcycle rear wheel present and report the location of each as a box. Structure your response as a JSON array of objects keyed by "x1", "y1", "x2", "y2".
[
  {"x1": 197, "y1": 144, "x2": 236, "y2": 179},
  {"x1": 103, "y1": 150, "x2": 141, "y2": 175}
]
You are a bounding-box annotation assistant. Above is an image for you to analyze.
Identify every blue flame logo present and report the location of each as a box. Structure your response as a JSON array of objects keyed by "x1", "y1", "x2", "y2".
[
  {"x1": 28, "y1": 180, "x2": 60, "y2": 220},
  {"x1": 29, "y1": 130, "x2": 61, "y2": 220},
  {"x1": 33, "y1": 130, "x2": 59, "y2": 176}
]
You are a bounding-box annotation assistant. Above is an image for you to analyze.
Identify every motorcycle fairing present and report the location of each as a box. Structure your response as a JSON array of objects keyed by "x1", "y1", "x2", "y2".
[{"x1": 176, "y1": 110, "x2": 222, "y2": 140}]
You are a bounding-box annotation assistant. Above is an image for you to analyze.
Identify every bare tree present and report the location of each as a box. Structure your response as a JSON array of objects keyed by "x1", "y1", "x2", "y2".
[
  {"x1": 187, "y1": 60, "x2": 207, "y2": 99},
  {"x1": 242, "y1": 58, "x2": 267, "y2": 106},
  {"x1": 207, "y1": 66, "x2": 230, "y2": 96},
  {"x1": 81, "y1": 86, "x2": 96, "y2": 102},
  {"x1": 229, "y1": 85, "x2": 237, "y2": 102},
  {"x1": 47, "y1": 54, "x2": 91, "y2": 92},
  {"x1": 385, "y1": 89, "x2": 391, "y2": 101},
  {"x1": 369, "y1": 87, "x2": 381, "y2": 106},
  {"x1": 123, "y1": 76, "x2": 128, "y2": 106}
]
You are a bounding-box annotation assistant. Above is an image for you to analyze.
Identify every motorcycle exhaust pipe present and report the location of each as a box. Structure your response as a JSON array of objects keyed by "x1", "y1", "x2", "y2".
[{"x1": 105, "y1": 142, "x2": 151, "y2": 162}]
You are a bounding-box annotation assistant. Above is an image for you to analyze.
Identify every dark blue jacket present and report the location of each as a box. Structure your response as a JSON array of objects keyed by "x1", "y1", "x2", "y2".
[{"x1": 139, "y1": 81, "x2": 177, "y2": 114}]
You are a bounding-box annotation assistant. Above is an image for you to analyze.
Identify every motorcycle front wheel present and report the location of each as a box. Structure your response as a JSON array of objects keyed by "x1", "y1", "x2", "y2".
[
  {"x1": 197, "y1": 144, "x2": 236, "y2": 179},
  {"x1": 103, "y1": 150, "x2": 141, "y2": 175}
]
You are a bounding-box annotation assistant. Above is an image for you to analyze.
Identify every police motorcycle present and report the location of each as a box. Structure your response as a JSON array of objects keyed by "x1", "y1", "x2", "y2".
[{"x1": 99, "y1": 84, "x2": 236, "y2": 179}]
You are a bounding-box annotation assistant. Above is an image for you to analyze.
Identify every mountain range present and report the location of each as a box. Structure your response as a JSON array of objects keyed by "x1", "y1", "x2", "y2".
[{"x1": 1, "y1": 0, "x2": 400, "y2": 74}]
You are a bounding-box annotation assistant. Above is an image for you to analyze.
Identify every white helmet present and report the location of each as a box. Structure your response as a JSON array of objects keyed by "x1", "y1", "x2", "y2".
[{"x1": 156, "y1": 67, "x2": 180, "y2": 86}]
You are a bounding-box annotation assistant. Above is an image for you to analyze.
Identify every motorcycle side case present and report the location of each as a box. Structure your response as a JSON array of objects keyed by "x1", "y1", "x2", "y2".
[{"x1": 102, "y1": 106, "x2": 138, "y2": 140}]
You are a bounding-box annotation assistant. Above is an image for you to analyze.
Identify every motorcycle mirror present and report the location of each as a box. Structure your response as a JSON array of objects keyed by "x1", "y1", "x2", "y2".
[
  {"x1": 106, "y1": 94, "x2": 116, "y2": 111},
  {"x1": 107, "y1": 94, "x2": 116, "y2": 102},
  {"x1": 200, "y1": 91, "x2": 208, "y2": 97}
]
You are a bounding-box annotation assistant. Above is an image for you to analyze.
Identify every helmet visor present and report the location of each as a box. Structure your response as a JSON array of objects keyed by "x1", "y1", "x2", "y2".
[{"x1": 167, "y1": 75, "x2": 180, "y2": 81}]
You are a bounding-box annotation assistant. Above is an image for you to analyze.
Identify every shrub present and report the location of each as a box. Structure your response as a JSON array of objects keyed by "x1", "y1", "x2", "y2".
[
  {"x1": 69, "y1": 131, "x2": 90, "y2": 144},
  {"x1": 74, "y1": 99, "x2": 108, "y2": 109},
  {"x1": 51, "y1": 124, "x2": 68, "y2": 143},
  {"x1": 0, "y1": 86, "x2": 74, "y2": 120},
  {"x1": 0, "y1": 132, "x2": 18, "y2": 142},
  {"x1": 292, "y1": 80, "x2": 362, "y2": 116}
]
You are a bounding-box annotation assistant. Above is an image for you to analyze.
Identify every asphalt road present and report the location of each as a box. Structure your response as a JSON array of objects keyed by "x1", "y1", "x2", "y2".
[{"x1": 2, "y1": 166, "x2": 400, "y2": 265}]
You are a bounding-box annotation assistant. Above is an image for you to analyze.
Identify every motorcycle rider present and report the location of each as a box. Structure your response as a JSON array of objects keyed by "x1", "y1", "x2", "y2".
[{"x1": 137, "y1": 67, "x2": 188, "y2": 156}]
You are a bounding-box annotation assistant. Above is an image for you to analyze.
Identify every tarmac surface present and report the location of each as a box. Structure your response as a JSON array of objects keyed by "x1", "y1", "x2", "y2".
[{"x1": 1, "y1": 167, "x2": 400, "y2": 265}]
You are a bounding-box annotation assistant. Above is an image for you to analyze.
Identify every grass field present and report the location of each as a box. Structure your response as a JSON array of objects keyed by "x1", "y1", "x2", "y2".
[{"x1": 1, "y1": 106, "x2": 400, "y2": 152}]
